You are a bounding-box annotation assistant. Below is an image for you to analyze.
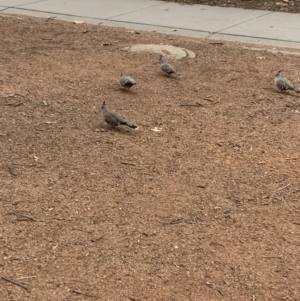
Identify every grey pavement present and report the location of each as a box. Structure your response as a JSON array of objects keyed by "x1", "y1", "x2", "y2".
[{"x1": 1, "y1": 0, "x2": 300, "y2": 48}]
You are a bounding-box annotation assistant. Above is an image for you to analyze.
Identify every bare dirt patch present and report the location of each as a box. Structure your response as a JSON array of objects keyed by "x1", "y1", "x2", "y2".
[
  {"x1": 164, "y1": 0, "x2": 300, "y2": 13},
  {"x1": 1, "y1": 14, "x2": 300, "y2": 301}
]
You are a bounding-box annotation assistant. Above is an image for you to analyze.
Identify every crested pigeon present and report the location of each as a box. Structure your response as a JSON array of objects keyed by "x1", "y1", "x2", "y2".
[
  {"x1": 159, "y1": 54, "x2": 180, "y2": 76},
  {"x1": 101, "y1": 101, "x2": 137, "y2": 129},
  {"x1": 120, "y1": 73, "x2": 137, "y2": 91},
  {"x1": 275, "y1": 70, "x2": 300, "y2": 93}
]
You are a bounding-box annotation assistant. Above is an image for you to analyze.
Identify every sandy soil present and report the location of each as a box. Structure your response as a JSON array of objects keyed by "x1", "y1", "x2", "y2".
[
  {"x1": 164, "y1": 0, "x2": 300, "y2": 13},
  {"x1": 0, "y1": 14, "x2": 300, "y2": 301}
]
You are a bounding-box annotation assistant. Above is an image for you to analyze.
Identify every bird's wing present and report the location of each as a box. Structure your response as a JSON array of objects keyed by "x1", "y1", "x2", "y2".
[
  {"x1": 102, "y1": 107, "x2": 119, "y2": 124},
  {"x1": 277, "y1": 78, "x2": 290, "y2": 90},
  {"x1": 127, "y1": 76, "x2": 136, "y2": 83},
  {"x1": 110, "y1": 110, "x2": 128, "y2": 124},
  {"x1": 120, "y1": 77, "x2": 128, "y2": 86},
  {"x1": 161, "y1": 63, "x2": 176, "y2": 73},
  {"x1": 284, "y1": 78, "x2": 295, "y2": 89}
]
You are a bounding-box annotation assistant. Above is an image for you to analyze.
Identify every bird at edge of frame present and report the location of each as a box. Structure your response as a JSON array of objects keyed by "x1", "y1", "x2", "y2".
[
  {"x1": 275, "y1": 70, "x2": 300, "y2": 94},
  {"x1": 119, "y1": 73, "x2": 137, "y2": 91},
  {"x1": 101, "y1": 101, "x2": 138, "y2": 129},
  {"x1": 159, "y1": 54, "x2": 181, "y2": 76}
]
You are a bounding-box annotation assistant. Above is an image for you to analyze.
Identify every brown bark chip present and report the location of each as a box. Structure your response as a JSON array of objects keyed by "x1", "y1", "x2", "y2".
[{"x1": 0, "y1": 14, "x2": 300, "y2": 301}]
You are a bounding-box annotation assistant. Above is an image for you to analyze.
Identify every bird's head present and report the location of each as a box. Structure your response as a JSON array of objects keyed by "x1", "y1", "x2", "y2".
[
  {"x1": 275, "y1": 70, "x2": 282, "y2": 77},
  {"x1": 101, "y1": 101, "x2": 106, "y2": 110}
]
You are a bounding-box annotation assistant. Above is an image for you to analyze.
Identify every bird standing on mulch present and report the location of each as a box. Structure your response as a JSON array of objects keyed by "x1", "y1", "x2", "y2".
[
  {"x1": 275, "y1": 70, "x2": 300, "y2": 93},
  {"x1": 119, "y1": 73, "x2": 137, "y2": 91},
  {"x1": 159, "y1": 54, "x2": 180, "y2": 76},
  {"x1": 101, "y1": 101, "x2": 137, "y2": 129}
]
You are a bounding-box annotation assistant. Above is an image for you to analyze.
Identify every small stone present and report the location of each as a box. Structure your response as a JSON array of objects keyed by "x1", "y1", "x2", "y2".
[{"x1": 8, "y1": 164, "x2": 18, "y2": 176}]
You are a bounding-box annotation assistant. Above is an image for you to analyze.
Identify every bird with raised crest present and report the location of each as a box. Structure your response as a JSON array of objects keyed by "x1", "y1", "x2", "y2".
[
  {"x1": 119, "y1": 73, "x2": 137, "y2": 91},
  {"x1": 101, "y1": 101, "x2": 137, "y2": 129},
  {"x1": 275, "y1": 70, "x2": 300, "y2": 93},
  {"x1": 159, "y1": 54, "x2": 180, "y2": 76}
]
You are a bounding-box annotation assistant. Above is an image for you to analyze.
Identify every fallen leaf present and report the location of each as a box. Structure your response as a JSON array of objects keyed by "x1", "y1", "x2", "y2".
[
  {"x1": 73, "y1": 20, "x2": 85, "y2": 24},
  {"x1": 151, "y1": 127, "x2": 162, "y2": 133},
  {"x1": 256, "y1": 56, "x2": 265, "y2": 60},
  {"x1": 102, "y1": 42, "x2": 110, "y2": 46},
  {"x1": 33, "y1": 155, "x2": 39, "y2": 161}
]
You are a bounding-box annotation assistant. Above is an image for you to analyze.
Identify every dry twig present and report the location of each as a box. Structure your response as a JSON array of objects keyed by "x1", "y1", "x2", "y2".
[
  {"x1": 227, "y1": 77, "x2": 239, "y2": 83},
  {"x1": 69, "y1": 289, "x2": 97, "y2": 298},
  {"x1": 121, "y1": 162, "x2": 136, "y2": 166},
  {"x1": 217, "y1": 289, "x2": 224, "y2": 296},
  {"x1": 179, "y1": 103, "x2": 203, "y2": 107},
  {"x1": 278, "y1": 184, "x2": 290, "y2": 191},
  {"x1": 16, "y1": 214, "x2": 36, "y2": 222},
  {"x1": 90, "y1": 235, "x2": 105, "y2": 242},
  {"x1": 167, "y1": 218, "x2": 184, "y2": 225},
  {"x1": 0, "y1": 274, "x2": 30, "y2": 291}
]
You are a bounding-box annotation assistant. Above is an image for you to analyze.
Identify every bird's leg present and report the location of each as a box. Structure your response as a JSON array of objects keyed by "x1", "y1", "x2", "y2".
[{"x1": 109, "y1": 124, "x2": 119, "y2": 130}]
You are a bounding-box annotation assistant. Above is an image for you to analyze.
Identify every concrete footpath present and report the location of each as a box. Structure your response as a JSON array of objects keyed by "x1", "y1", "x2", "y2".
[{"x1": 1, "y1": 0, "x2": 300, "y2": 49}]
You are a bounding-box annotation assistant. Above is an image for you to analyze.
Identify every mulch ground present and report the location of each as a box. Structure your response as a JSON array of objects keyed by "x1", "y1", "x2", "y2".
[
  {"x1": 164, "y1": 0, "x2": 300, "y2": 13},
  {"x1": 1, "y1": 13, "x2": 300, "y2": 301}
]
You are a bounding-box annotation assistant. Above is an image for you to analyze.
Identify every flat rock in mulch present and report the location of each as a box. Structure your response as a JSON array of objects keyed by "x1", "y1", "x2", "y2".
[{"x1": 124, "y1": 44, "x2": 196, "y2": 59}]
